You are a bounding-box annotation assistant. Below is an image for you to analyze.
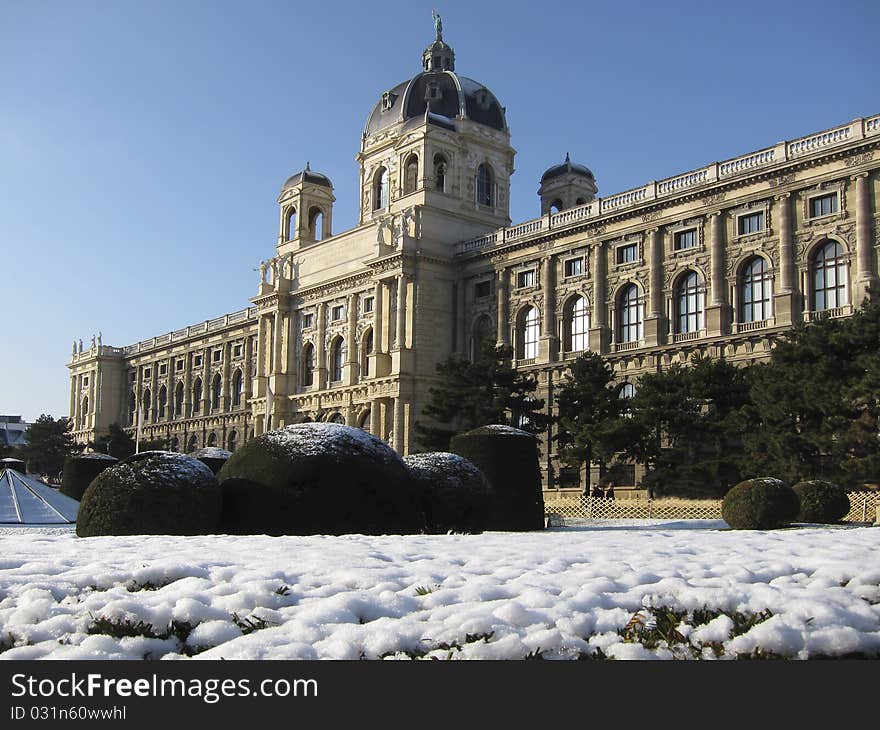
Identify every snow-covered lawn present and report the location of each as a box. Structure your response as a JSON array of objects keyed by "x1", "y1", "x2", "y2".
[{"x1": 0, "y1": 522, "x2": 878, "y2": 660}]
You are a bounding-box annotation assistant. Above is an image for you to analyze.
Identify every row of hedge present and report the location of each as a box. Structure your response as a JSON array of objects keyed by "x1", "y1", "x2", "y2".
[
  {"x1": 721, "y1": 477, "x2": 851, "y2": 529},
  {"x1": 74, "y1": 423, "x2": 545, "y2": 537}
]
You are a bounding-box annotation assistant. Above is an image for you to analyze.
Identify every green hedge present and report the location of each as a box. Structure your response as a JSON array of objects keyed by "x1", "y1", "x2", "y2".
[
  {"x1": 449, "y1": 425, "x2": 544, "y2": 531},
  {"x1": 61, "y1": 453, "x2": 118, "y2": 500},
  {"x1": 792, "y1": 480, "x2": 850, "y2": 523},
  {"x1": 404, "y1": 452, "x2": 490, "y2": 534},
  {"x1": 188, "y1": 447, "x2": 232, "y2": 475},
  {"x1": 721, "y1": 477, "x2": 799, "y2": 530},
  {"x1": 76, "y1": 452, "x2": 221, "y2": 537},
  {"x1": 216, "y1": 423, "x2": 423, "y2": 536}
]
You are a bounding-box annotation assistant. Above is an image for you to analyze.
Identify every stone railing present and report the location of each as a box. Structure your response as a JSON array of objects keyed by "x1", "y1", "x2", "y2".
[
  {"x1": 454, "y1": 115, "x2": 878, "y2": 257},
  {"x1": 735, "y1": 318, "x2": 774, "y2": 333},
  {"x1": 671, "y1": 330, "x2": 702, "y2": 343},
  {"x1": 121, "y1": 307, "x2": 258, "y2": 355}
]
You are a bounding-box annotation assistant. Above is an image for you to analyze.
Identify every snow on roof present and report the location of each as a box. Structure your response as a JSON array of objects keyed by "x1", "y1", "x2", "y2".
[
  {"x1": 0, "y1": 469, "x2": 79, "y2": 524},
  {"x1": 263, "y1": 423, "x2": 402, "y2": 464}
]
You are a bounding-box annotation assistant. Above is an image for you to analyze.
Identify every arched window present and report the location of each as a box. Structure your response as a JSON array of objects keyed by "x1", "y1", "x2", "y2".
[
  {"x1": 169, "y1": 437, "x2": 179, "y2": 453},
  {"x1": 174, "y1": 381, "x2": 184, "y2": 417},
  {"x1": 158, "y1": 385, "x2": 167, "y2": 419},
  {"x1": 286, "y1": 207, "x2": 297, "y2": 240},
  {"x1": 192, "y1": 378, "x2": 202, "y2": 415},
  {"x1": 618, "y1": 382, "x2": 636, "y2": 417},
  {"x1": 517, "y1": 307, "x2": 539, "y2": 360},
  {"x1": 373, "y1": 167, "x2": 388, "y2": 210},
  {"x1": 740, "y1": 256, "x2": 772, "y2": 323},
  {"x1": 330, "y1": 413, "x2": 345, "y2": 424},
  {"x1": 301, "y1": 343, "x2": 315, "y2": 387},
  {"x1": 330, "y1": 337, "x2": 345, "y2": 382},
  {"x1": 470, "y1": 314, "x2": 493, "y2": 361},
  {"x1": 211, "y1": 374, "x2": 222, "y2": 410},
  {"x1": 403, "y1": 154, "x2": 418, "y2": 195},
  {"x1": 128, "y1": 391, "x2": 136, "y2": 424},
  {"x1": 550, "y1": 199, "x2": 564, "y2": 213},
  {"x1": 358, "y1": 410, "x2": 371, "y2": 432},
  {"x1": 142, "y1": 389, "x2": 151, "y2": 420},
  {"x1": 675, "y1": 270, "x2": 705, "y2": 334},
  {"x1": 82, "y1": 395, "x2": 89, "y2": 416},
  {"x1": 308, "y1": 207, "x2": 323, "y2": 241},
  {"x1": 575, "y1": 197, "x2": 587, "y2": 206},
  {"x1": 207, "y1": 432, "x2": 217, "y2": 447},
  {"x1": 361, "y1": 328, "x2": 373, "y2": 378},
  {"x1": 476, "y1": 163, "x2": 494, "y2": 207},
  {"x1": 565, "y1": 296, "x2": 589, "y2": 352},
  {"x1": 187, "y1": 435, "x2": 199, "y2": 453},
  {"x1": 434, "y1": 154, "x2": 447, "y2": 192},
  {"x1": 232, "y1": 369, "x2": 243, "y2": 407},
  {"x1": 618, "y1": 284, "x2": 643, "y2": 344},
  {"x1": 227, "y1": 430, "x2": 238, "y2": 452},
  {"x1": 812, "y1": 240, "x2": 848, "y2": 311}
]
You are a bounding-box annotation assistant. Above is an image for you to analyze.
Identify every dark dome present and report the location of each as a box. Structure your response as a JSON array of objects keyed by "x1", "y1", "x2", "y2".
[
  {"x1": 541, "y1": 153, "x2": 594, "y2": 183},
  {"x1": 281, "y1": 163, "x2": 333, "y2": 192},
  {"x1": 364, "y1": 70, "x2": 507, "y2": 137}
]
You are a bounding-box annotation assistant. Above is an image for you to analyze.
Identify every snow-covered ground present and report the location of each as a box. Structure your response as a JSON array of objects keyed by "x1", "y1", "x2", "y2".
[{"x1": 0, "y1": 522, "x2": 878, "y2": 660}]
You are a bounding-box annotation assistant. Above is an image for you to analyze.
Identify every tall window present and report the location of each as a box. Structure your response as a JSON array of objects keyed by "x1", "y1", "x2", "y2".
[
  {"x1": 129, "y1": 391, "x2": 136, "y2": 424},
  {"x1": 476, "y1": 163, "x2": 493, "y2": 206},
  {"x1": 618, "y1": 382, "x2": 636, "y2": 417},
  {"x1": 308, "y1": 207, "x2": 323, "y2": 241},
  {"x1": 741, "y1": 257, "x2": 772, "y2": 323},
  {"x1": 232, "y1": 369, "x2": 243, "y2": 407},
  {"x1": 82, "y1": 396, "x2": 89, "y2": 416},
  {"x1": 618, "y1": 284, "x2": 643, "y2": 344},
  {"x1": 518, "y1": 307, "x2": 539, "y2": 359},
  {"x1": 175, "y1": 381, "x2": 184, "y2": 417},
  {"x1": 330, "y1": 337, "x2": 346, "y2": 382},
  {"x1": 212, "y1": 374, "x2": 222, "y2": 410},
  {"x1": 142, "y1": 389, "x2": 151, "y2": 420},
  {"x1": 361, "y1": 329, "x2": 373, "y2": 378},
  {"x1": 566, "y1": 296, "x2": 589, "y2": 352},
  {"x1": 192, "y1": 378, "x2": 202, "y2": 414},
  {"x1": 227, "y1": 431, "x2": 238, "y2": 452},
  {"x1": 812, "y1": 240, "x2": 848, "y2": 311},
  {"x1": 158, "y1": 385, "x2": 167, "y2": 419},
  {"x1": 403, "y1": 154, "x2": 418, "y2": 194},
  {"x1": 373, "y1": 167, "x2": 388, "y2": 210},
  {"x1": 470, "y1": 314, "x2": 492, "y2": 361},
  {"x1": 676, "y1": 271, "x2": 705, "y2": 333},
  {"x1": 434, "y1": 154, "x2": 447, "y2": 192},
  {"x1": 301, "y1": 343, "x2": 315, "y2": 387},
  {"x1": 286, "y1": 207, "x2": 297, "y2": 240}
]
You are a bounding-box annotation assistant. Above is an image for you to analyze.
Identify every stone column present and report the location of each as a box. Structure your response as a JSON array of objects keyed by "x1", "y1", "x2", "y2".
[
  {"x1": 854, "y1": 173, "x2": 878, "y2": 302},
  {"x1": 589, "y1": 243, "x2": 608, "y2": 353},
  {"x1": 373, "y1": 281, "x2": 385, "y2": 353},
  {"x1": 705, "y1": 212, "x2": 729, "y2": 335},
  {"x1": 541, "y1": 256, "x2": 557, "y2": 361},
  {"x1": 644, "y1": 228, "x2": 664, "y2": 346},
  {"x1": 315, "y1": 302, "x2": 327, "y2": 390},
  {"x1": 394, "y1": 275, "x2": 407, "y2": 349},
  {"x1": 496, "y1": 268, "x2": 509, "y2": 347},
  {"x1": 272, "y1": 312, "x2": 284, "y2": 376},
  {"x1": 393, "y1": 397, "x2": 405, "y2": 453},
  {"x1": 773, "y1": 193, "x2": 796, "y2": 327}
]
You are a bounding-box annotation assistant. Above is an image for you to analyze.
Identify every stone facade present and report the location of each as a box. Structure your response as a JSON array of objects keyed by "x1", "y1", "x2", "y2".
[{"x1": 68, "y1": 28, "x2": 880, "y2": 492}]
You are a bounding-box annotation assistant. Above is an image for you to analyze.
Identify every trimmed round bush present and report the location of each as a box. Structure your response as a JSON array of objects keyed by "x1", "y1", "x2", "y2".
[
  {"x1": 792, "y1": 480, "x2": 850, "y2": 523},
  {"x1": 76, "y1": 452, "x2": 221, "y2": 537},
  {"x1": 721, "y1": 477, "x2": 799, "y2": 530},
  {"x1": 404, "y1": 452, "x2": 491, "y2": 534},
  {"x1": 189, "y1": 447, "x2": 232, "y2": 475},
  {"x1": 449, "y1": 424, "x2": 544, "y2": 531},
  {"x1": 216, "y1": 423, "x2": 424, "y2": 536},
  {"x1": 61, "y1": 453, "x2": 118, "y2": 500}
]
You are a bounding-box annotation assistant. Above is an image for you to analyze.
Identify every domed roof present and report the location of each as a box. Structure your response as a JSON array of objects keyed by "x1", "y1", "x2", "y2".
[
  {"x1": 541, "y1": 153, "x2": 594, "y2": 183},
  {"x1": 281, "y1": 162, "x2": 333, "y2": 192},
  {"x1": 364, "y1": 23, "x2": 507, "y2": 137}
]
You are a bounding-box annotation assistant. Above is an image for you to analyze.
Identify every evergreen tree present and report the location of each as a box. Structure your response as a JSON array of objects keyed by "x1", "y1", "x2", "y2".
[
  {"x1": 89, "y1": 423, "x2": 136, "y2": 459},
  {"x1": 415, "y1": 342, "x2": 548, "y2": 451},
  {"x1": 17, "y1": 414, "x2": 80, "y2": 476}
]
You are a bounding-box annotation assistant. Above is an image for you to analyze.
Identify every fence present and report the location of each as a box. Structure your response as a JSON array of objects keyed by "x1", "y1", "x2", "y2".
[{"x1": 544, "y1": 492, "x2": 879, "y2": 526}]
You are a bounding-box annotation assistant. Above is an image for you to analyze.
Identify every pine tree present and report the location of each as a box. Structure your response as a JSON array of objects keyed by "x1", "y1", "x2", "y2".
[
  {"x1": 89, "y1": 423, "x2": 136, "y2": 459},
  {"x1": 415, "y1": 342, "x2": 548, "y2": 452},
  {"x1": 17, "y1": 414, "x2": 80, "y2": 476}
]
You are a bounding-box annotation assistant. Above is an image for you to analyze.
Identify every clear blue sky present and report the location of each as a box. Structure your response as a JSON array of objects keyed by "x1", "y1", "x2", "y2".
[{"x1": 1, "y1": 0, "x2": 876, "y2": 422}]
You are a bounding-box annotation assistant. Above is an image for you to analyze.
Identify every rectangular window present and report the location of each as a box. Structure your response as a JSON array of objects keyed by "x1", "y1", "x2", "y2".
[
  {"x1": 674, "y1": 229, "x2": 697, "y2": 250},
  {"x1": 301, "y1": 313, "x2": 314, "y2": 330},
  {"x1": 564, "y1": 258, "x2": 584, "y2": 277},
  {"x1": 212, "y1": 349, "x2": 222, "y2": 363},
  {"x1": 193, "y1": 355, "x2": 202, "y2": 368},
  {"x1": 143, "y1": 368, "x2": 151, "y2": 379},
  {"x1": 516, "y1": 270, "x2": 536, "y2": 288},
  {"x1": 331, "y1": 305, "x2": 345, "y2": 321},
  {"x1": 616, "y1": 243, "x2": 638, "y2": 264},
  {"x1": 474, "y1": 280, "x2": 492, "y2": 298},
  {"x1": 738, "y1": 212, "x2": 765, "y2": 235},
  {"x1": 130, "y1": 371, "x2": 137, "y2": 383},
  {"x1": 158, "y1": 363, "x2": 167, "y2": 376},
  {"x1": 176, "y1": 359, "x2": 184, "y2": 372},
  {"x1": 82, "y1": 376, "x2": 89, "y2": 387},
  {"x1": 362, "y1": 297, "x2": 374, "y2": 314},
  {"x1": 809, "y1": 193, "x2": 838, "y2": 218},
  {"x1": 233, "y1": 343, "x2": 243, "y2": 358}
]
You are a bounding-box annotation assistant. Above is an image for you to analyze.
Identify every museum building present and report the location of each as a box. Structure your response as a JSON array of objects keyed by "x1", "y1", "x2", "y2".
[{"x1": 67, "y1": 24, "x2": 880, "y2": 492}]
